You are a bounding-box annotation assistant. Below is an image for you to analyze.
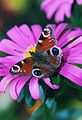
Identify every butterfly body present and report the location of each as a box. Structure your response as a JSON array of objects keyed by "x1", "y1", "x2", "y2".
[{"x1": 10, "y1": 26, "x2": 62, "y2": 78}]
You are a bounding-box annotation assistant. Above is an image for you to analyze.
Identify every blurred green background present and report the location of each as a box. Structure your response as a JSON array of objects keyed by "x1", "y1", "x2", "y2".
[{"x1": 0, "y1": 0, "x2": 82, "y2": 120}]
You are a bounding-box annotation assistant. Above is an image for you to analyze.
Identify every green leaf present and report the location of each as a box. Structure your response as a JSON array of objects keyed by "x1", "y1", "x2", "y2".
[
  {"x1": 17, "y1": 87, "x2": 25, "y2": 102},
  {"x1": 25, "y1": 91, "x2": 36, "y2": 108},
  {"x1": 40, "y1": 85, "x2": 45, "y2": 102},
  {"x1": 75, "y1": 64, "x2": 82, "y2": 68},
  {"x1": 63, "y1": 77, "x2": 82, "y2": 89},
  {"x1": 51, "y1": 74, "x2": 61, "y2": 85},
  {"x1": 45, "y1": 98, "x2": 55, "y2": 109}
]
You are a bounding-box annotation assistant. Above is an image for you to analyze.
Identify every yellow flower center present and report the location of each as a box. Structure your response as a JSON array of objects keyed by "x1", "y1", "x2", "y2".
[{"x1": 25, "y1": 46, "x2": 36, "y2": 58}]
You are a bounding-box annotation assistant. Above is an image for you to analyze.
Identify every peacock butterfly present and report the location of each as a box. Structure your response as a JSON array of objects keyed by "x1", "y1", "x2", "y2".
[{"x1": 10, "y1": 26, "x2": 62, "y2": 78}]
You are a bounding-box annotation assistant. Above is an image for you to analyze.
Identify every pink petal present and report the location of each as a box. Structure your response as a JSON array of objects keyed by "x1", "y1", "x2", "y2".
[
  {"x1": 0, "y1": 74, "x2": 16, "y2": 92},
  {"x1": 45, "y1": 0, "x2": 61, "y2": 19},
  {"x1": 0, "y1": 41, "x2": 23, "y2": 56},
  {"x1": 31, "y1": 25, "x2": 42, "y2": 43},
  {"x1": 55, "y1": 2, "x2": 71, "y2": 22},
  {"x1": 6, "y1": 56, "x2": 23, "y2": 63},
  {"x1": 54, "y1": 23, "x2": 68, "y2": 39},
  {"x1": 0, "y1": 57, "x2": 17, "y2": 76},
  {"x1": 55, "y1": 5, "x2": 65, "y2": 22},
  {"x1": 16, "y1": 75, "x2": 30, "y2": 96},
  {"x1": 29, "y1": 77, "x2": 40, "y2": 100},
  {"x1": 41, "y1": 0, "x2": 53, "y2": 9},
  {"x1": 9, "y1": 76, "x2": 22, "y2": 100},
  {"x1": 67, "y1": 56, "x2": 82, "y2": 64},
  {"x1": 43, "y1": 78, "x2": 60, "y2": 89},
  {"x1": 0, "y1": 57, "x2": 15, "y2": 65},
  {"x1": 0, "y1": 68, "x2": 9, "y2": 76},
  {"x1": 60, "y1": 63, "x2": 82, "y2": 86},
  {"x1": 7, "y1": 26, "x2": 29, "y2": 49},
  {"x1": 76, "y1": 0, "x2": 82, "y2": 5},
  {"x1": 1, "y1": 39, "x2": 24, "y2": 52},
  {"x1": 62, "y1": 36, "x2": 82, "y2": 53},
  {"x1": 19, "y1": 24, "x2": 35, "y2": 45},
  {"x1": 58, "y1": 28, "x2": 82, "y2": 48},
  {"x1": 64, "y1": 4, "x2": 72, "y2": 18}
]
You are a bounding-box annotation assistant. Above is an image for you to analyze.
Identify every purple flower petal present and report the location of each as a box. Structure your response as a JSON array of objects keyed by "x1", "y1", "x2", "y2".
[
  {"x1": 0, "y1": 64, "x2": 9, "y2": 76},
  {"x1": 41, "y1": 0, "x2": 54, "y2": 19},
  {"x1": 0, "y1": 74, "x2": 16, "y2": 92},
  {"x1": 29, "y1": 77, "x2": 40, "y2": 100},
  {"x1": 0, "y1": 56, "x2": 23, "y2": 76},
  {"x1": 55, "y1": 5, "x2": 65, "y2": 22},
  {"x1": 0, "y1": 57, "x2": 17, "y2": 76},
  {"x1": 67, "y1": 56, "x2": 82, "y2": 64},
  {"x1": 16, "y1": 75, "x2": 30, "y2": 96},
  {"x1": 9, "y1": 77, "x2": 22, "y2": 100},
  {"x1": 0, "y1": 43, "x2": 22, "y2": 56},
  {"x1": 0, "y1": 57, "x2": 15, "y2": 65},
  {"x1": 58, "y1": 28, "x2": 82, "y2": 48},
  {"x1": 62, "y1": 36, "x2": 82, "y2": 54},
  {"x1": 0, "y1": 69, "x2": 8, "y2": 76},
  {"x1": 41, "y1": 0, "x2": 53, "y2": 9},
  {"x1": 43, "y1": 78, "x2": 60, "y2": 89},
  {"x1": 76, "y1": 0, "x2": 82, "y2": 5},
  {"x1": 5, "y1": 56, "x2": 24, "y2": 63},
  {"x1": 54, "y1": 23, "x2": 68, "y2": 39},
  {"x1": 55, "y1": 2, "x2": 72, "y2": 22},
  {"x1": 60, "y1": 63, "x2": 82, "y2": 86},
  {"x1": 7, "y1": 26, "x2": 29, "y2": 49},
  {"x1": 1, "y1": 39, "x2": 24, "y2": 52},
  {"x1": 41, "y1": 0, "x2": 65, "y2": 19},
  {"x1": 19, "y1": 24, "x2": 36, "y2": 45},
  {"x1": 31, "y1": 25, "x2": 42, "y2": 43},
  {"x1": 64, "y1": 3, "x2": 72, "y2": 18}
]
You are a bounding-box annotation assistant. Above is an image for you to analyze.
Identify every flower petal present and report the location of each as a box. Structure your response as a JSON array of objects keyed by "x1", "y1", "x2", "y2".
[
  {"x1": 67, "y1": 56, "x2": 82, "y2": 64},
  {"x1": 31, "y1": 25, "x2": 42, "y2": 43},
  {"x1": 5, "y1": 56, "x2": 23, "y2": 63},
  {"x1": 54, "y1": 23, "x2": 68, "y2": 39},
  {"x1": 0, "y1": 74, "x2": 15, "y2": 92},
  {"x1": 0, "y1": 57, "x2": 17, "y2": 76},
  {"x1": 41, "y1": 0, "x2": 53, "y2": 9},
  {"x1": 19, "y1": 24, "x2": 35, "y2": 45},
  {"x1": 29, "y1": 77, "x2": 40, "y2": 100},
  {"x1": 0, "y1": 68, "x2": 9, "y2": 76},
  {"x1": 55, "y1": 5, "x2": 65, "y2": 22},
  {"x1": 64, "y1": 3, "x2": 72, "y2": 18},
  {"x1": 58, "y1": 28, "x2": 82, "y2": 48},
  {"x1": 41, "y1": 0, "x2": 64, "y2": 19},
  {"x1": 43, "y1": 78, "x2": 60, "y2": 89},
  {"x1": 7, "y1": 26, "x2": 28, "y2": 49},
  {"x1": 9, "y1": 77, "x2": 21, "y2": 100},
  {"x1": 76, "y1": 0, "x2": 82, "y2": 5},
  {"x1": 1, "y1": 39, "x2": 24, "y2": 52},
  {"x1": 16, "y1": 75, "x2": 30, "y2": 96},
  {"x1": 0, "y1": 41, "x2": 21, "y2": 56},
  {"x1": 60, "y1": 63, "x2": 82, "y2": 86},
  {"x1": 62, "y1": 36, "x2": 82, "y2": 53}
]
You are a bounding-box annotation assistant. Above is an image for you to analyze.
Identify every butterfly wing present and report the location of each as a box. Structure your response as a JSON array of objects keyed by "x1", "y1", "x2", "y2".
[
  {"x1": 36, "y1": 26, "x2": 57, "y2": 52},
  {"x1": 34, "y1": 26, "x2": 62, "y2": 77},
  {"x1": 10, "y1": 57, "x2": 34, "y2": 75}
]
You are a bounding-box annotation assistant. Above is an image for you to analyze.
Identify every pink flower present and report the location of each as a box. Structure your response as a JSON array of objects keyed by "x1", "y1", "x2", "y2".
[
  {"x1": 41, "y1": 0, "x2": 82, "y2": 22},
  {"x1": 0, "y1": 23, "x2": 82, "y2": 100}
]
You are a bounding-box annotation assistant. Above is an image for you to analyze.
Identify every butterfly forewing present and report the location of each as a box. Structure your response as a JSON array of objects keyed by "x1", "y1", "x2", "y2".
[{"x1": 10, "y1": 57, "x2": 34, "y2": 75}]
